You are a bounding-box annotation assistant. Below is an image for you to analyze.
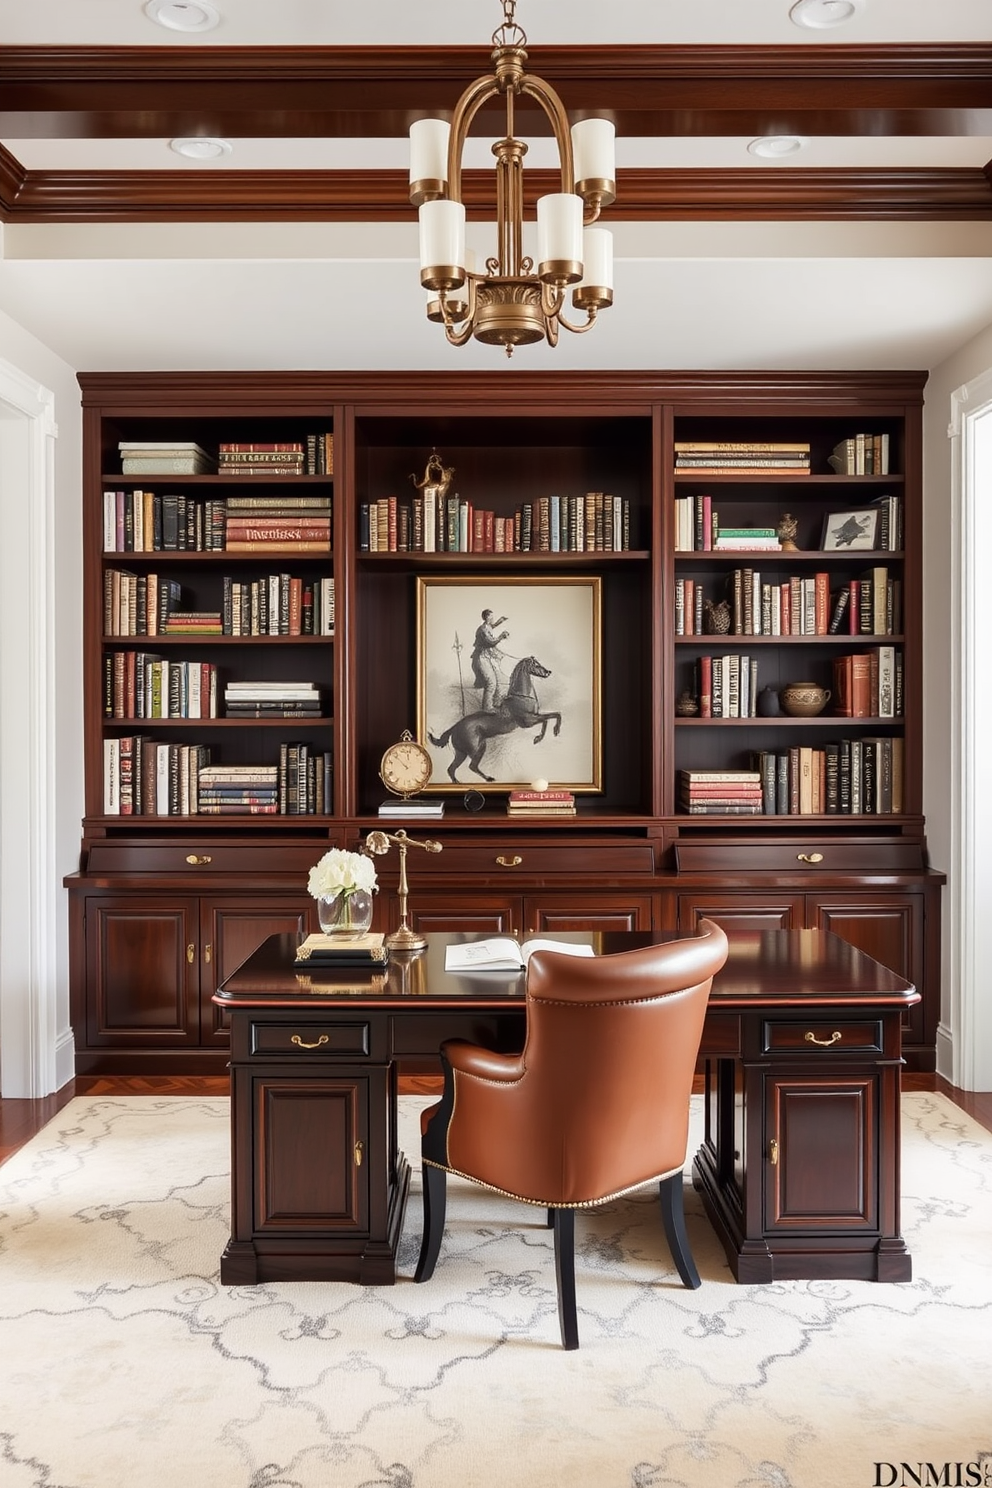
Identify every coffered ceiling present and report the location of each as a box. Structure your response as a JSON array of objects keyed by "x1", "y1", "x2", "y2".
[{"x1": 1, "y1": 0, "x2": 991, "y2": 373}]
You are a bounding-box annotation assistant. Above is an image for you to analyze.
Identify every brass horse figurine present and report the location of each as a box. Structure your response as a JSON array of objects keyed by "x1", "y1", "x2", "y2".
[{"x1": 429, "y1": 655, "x2": 562, "y2": 783}]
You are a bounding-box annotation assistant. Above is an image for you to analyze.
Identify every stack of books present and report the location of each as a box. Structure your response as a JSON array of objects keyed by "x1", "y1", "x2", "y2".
[
  {"x1": 294, "y1": 932, "x2": 387, "y2": 968},
  {"x1": 679, "y1": 770, "x2": 763, "y2": 815},
  {"x1": 218, "y1": 442, "x2": 306, "y2": 476},
  {"x1": 506, "y1": 788, "x2": 576, "y2": 816},
  {"x1": 197, "y1": 763, "x2": 279, "y2": 815},
  {"x1": 224, "y1": 494, "x2": 332, "y2": 552},
  {"x1": 224, "y1": 680, "x2": 323, "y2": 718},
  {"x1": 163, "y1": 609, "x2": 223, "y2": 636},
  {"x1": 118, "y1": 440, "x2": 215, "y2": 476},
  {"x1": 713, "y1": 527, "x2": 782, "y2": 551},
  {"x1": 674, "y1": 441, "x2": 811, "y2": 475},
  {"x1": 378, "y1": 798, "x2": 445, "y2": 819}
]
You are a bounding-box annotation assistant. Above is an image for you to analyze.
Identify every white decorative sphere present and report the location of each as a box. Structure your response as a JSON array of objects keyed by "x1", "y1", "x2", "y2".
[{"x1": 531, "y1": 778, "x2": 549, "y2": 793}]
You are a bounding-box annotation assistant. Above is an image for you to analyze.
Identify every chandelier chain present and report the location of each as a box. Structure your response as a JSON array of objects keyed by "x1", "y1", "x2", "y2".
[{"x1": 493, "y1": 0, "x2": 526, "y2": 49}]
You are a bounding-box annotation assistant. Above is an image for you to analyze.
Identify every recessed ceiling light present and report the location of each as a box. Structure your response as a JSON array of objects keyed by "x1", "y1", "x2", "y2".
[
  {"x1": 144, "y1": 1, "x2": 221, "y2": 33},
  {"x1": 789, "y1": 0, "x2": 863, "y2": 28},
  {"x1": 170, "y1": 137, "x2": 232, "y2": 160},
  {"x1": 747, "y1": 136, "x2": 806, "y2": 159}
]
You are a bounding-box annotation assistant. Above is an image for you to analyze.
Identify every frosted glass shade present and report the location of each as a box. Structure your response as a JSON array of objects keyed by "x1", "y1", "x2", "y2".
[
  {"x1": 571, "y1": 119, "x2": 616, "y2": 188},
  {"x1": 409, "y1": 119, "x2": 450, "y2": 189},
  {"x1": 581, "y1": 227, "x2": 613, "y2": 289},
  {"x1": 536, "y1": 194, "x2": 583, "y2": 282},
  {"x1": 419, "y1": 200, "x2": 466, "y2": 291}
]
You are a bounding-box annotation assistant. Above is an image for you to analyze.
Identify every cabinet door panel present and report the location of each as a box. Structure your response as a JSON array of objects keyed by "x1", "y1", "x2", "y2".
[
  {"x1": 203, "y1": 896, "x2": 314, "y2": 1043},
  {"x1": 404, "y1": 894, "x2": 519, "y2": 935},
  {"x1": 253, "y1": 1075, "x2": 369, "y2": 1233},
  {"x1": 527, "y1": 894, "x2": 655, "y2": 934},
  {"x1": 809, "y1": 896, "x2": 924, "y2": 1044},
  {"x1": 85, "y1": 897, "x2": 198, "y2": 1046},
  {"x1": 677, "y1": 894, "x2": 805, "y2": 935},
  {"x1": 764, "y1": 1076, "x2": 877, "y2": 1232}
]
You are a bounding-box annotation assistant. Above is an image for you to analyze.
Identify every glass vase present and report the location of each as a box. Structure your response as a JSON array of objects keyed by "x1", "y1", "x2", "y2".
[{"x1": 317, "y1": 888, "x2": 374, "y2": 940}]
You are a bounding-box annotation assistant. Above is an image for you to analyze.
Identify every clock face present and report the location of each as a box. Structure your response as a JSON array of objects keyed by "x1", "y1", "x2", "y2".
[{"x1": 379, "y1": 737, "x2": 433, "y2": 798}]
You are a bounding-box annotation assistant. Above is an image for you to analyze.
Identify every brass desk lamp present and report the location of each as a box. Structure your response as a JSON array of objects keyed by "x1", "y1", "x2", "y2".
[{"x1": 363, "y1": 829, "x2": 442, "y2": 952}]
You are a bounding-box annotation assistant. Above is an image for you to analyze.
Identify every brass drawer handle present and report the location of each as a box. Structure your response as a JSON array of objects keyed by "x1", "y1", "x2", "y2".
[
  {"x1": 496, "y1": 855, "x2": 523, "y2": 868},
  {"x1": 796, "y1": 852, "x2": 823, "y2": 864},
  {"x1": 186, "y1": 854, "x2": 213, "y2": 866},
  {"x1": 769, "y1": 1138, "x2": 779, "y2": 1166},
  {"x1": 805, "y1": 1030, "x2": 842, "y2": 1047},
  {"x1": 354, "y1": 1140, "x2": 364, "y2": 1167},
  {"x1": 291, "y1": 1033, "x2": 329, "y2": 1050}
]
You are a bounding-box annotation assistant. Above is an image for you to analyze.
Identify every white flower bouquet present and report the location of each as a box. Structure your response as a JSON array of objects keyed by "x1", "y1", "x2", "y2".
[{"x1": 307, "y1": 847, "x2": 378, "y2": 900}]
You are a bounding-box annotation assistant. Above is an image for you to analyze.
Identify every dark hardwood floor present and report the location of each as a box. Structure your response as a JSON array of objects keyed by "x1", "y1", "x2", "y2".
[{"x1": 1, "y1": 1071, "x2": 990, "y2": 1166}]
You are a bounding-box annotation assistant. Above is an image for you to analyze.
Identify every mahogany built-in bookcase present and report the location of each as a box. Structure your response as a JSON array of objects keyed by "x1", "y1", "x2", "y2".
[{"x1": 66, "y1": 370, "x2": 943, "y2": 1074}]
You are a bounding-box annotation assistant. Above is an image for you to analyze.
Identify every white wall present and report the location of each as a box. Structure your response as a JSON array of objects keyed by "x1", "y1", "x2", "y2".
[
  {"x1": 924, "y1": 320, "x2": 992, "y2": 1083},
  {"x1": 0, "y1": 307, "x2": 83, "y2": 1090}
]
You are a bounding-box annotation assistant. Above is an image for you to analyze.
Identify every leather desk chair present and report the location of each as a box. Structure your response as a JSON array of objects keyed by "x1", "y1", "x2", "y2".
[{"x1": 414, "y1": 918, "x2": 730, "y2": 1349}]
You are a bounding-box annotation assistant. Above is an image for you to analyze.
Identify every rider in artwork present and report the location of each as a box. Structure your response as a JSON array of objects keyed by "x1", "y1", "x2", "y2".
[{"x1": 470, "y1": 608, "x2": 509, "y2": 711}]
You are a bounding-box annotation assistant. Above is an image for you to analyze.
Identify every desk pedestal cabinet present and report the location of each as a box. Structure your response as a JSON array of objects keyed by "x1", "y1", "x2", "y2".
[{"x1": 216, "y1": 931, "x2": 918, "y2": 1287}]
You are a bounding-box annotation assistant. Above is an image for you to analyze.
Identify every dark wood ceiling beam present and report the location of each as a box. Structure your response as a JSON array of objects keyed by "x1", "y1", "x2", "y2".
[
  {"x1": 4, "y1": 164, "x2": 989, "y2": 224},
  {"x1": 1, "y1": 44, "x2": 990, "y2": 139}
]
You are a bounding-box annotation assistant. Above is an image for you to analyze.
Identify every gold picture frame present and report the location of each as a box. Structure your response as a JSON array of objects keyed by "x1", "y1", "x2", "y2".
[{"x1": 417, "y1": 575, "x2": 603, "y2": 792}]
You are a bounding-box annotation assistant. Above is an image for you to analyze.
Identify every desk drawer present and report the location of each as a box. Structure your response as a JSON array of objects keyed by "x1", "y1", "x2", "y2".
[
  {"x1": 676, "y1": 839, "x2": 924, "y2": 876},
  {"x1": 250, "y1": 1021, "x2": 371, "y2": 1058},
  {"x1": 85, "y1": 842, "x2": 323, "y2": 876},
  {"x1": 761, "y1": 1020, "x2": 884, "y2": 1055},
  {"x1": 392, "y1": 843, "x2": 656, "y2": 879}
]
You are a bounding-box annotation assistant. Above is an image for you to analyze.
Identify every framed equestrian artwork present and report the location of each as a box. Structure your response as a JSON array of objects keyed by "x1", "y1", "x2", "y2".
[{"x1": 417, "y1": 576, "x2": 603, "y2": 792}]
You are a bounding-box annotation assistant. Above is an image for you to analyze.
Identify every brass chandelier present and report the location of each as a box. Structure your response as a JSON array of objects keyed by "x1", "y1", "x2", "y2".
[{"x1": 409, "y1": 0, "x2": 616, "y2": 357}]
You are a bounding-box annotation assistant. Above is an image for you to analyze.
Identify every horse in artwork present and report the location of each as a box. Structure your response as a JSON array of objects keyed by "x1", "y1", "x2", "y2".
[{"x1": 429, "y1": 655, "x2": 562, "y2": 783}]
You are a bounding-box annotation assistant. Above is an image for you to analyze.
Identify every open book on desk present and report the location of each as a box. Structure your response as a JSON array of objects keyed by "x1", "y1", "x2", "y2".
[{"x1": 444, "y1": 937, "x2": 595, "y2": 973}]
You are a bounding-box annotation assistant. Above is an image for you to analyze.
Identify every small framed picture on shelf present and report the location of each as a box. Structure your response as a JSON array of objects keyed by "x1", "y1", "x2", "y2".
[
  {"x1": 417, "y1": 575, "x2": 602, "y2": 792},
  {"x1": 820, "y1": 508, "x2": 880, "y2": 552}
]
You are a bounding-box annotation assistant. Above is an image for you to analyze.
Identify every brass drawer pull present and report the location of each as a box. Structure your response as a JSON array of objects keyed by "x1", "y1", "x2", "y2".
[
  {"x1": 496, "y1": 855, "x2": 523, "y2": 868},
  {"x1": 769, "y1": 1138, "x2": 779, "y2": 1166},
  {"x1": 186, "y1": 854, "x2": 213, "y2": 866},
  {"x1": 796, "y1": 852, "x2": 823, "y2": 864},
  {"x1": 354, "y1": 1140, "x2": 364, "y2": 1167},
  {"x1": 805, "y1": 1029, "x2": 842, "y2": 1047},
  {"x1": 291, "y1": 1033, "x2": 329, "y2": 1050},
  {"x1": 186, "y1": 943, "x2": 195, "y2": 964},
  {"x1": 204, "y1": 943, "x2": 212, "y2": 965}
]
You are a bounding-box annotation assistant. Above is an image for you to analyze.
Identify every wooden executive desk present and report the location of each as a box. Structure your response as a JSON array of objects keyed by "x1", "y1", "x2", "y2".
[{"x1": 214, "y1": 929, "x2": 920, "y2": 1287}]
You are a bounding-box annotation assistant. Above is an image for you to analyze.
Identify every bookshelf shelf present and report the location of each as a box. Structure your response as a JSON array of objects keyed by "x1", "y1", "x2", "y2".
[{"x1": 66, "y1": 370, "x2": 941, "y2": 1077}]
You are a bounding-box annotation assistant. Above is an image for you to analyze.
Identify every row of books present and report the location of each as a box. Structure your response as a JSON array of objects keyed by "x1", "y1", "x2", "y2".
[
  {"x1": 102, "y1": 740, "x2": 332, "y2": 815},
  {"x1": 674, "y1": 440, "x2": 811, "y2": 475},
  {"x1": 833, "y1": 649, "x2": 903, "y2": 719},
  {"x1": 359, "y1": 492, "x2": 632, "y2": 554},
  {"x1": 104, "y1": 569, "x2": 334, "y2": 637},
  {"x1": 674, "y1": 494, "x2": 903, "y2": 554},
  {"x1": 222, "y1": 681, "x2": 325, "y2": 718},
  {"x1": 828, "y1": 432, "x2": 891, "y2": 475},
  {"x1": 217, "y1": 436, "x2": 334, "y2": 476},
  {"x1": 680, "y1": 737, "x2": 904, "y2": 815},
  {"x1": 102, "y1": 490, "x2": 332, "y2": 553},
  {"x1": 752, "y1": 738, "x2": 904, "y2": 814},
  {"x1": 675, "y1": 569, "x2": 902, "y2": 638},
  {"x1": 105, "y1": 654, "x2": 219, "y2": 720},
  {"x1": 222, "y1": 575, "x2": 335, "y2": 636}
]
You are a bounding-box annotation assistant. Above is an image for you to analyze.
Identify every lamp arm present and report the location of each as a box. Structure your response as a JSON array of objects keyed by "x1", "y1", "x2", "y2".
[
  {"x1": 446, "y1": 74, "x2": 501, "y2": 202},
  {"x1": 519, "y1": 75, "x2": 575, "y2": 193}
]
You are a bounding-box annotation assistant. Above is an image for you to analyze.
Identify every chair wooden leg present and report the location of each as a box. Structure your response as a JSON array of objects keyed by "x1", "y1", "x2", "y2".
[
  {"x1": 414, "y1": 1162, "x2": 448, "y2": 1283},
  {"x1": 552, "y1": 1209, "x2": 579, "y2": 1350},
  {"x1": 659, "y1": 1171, "x2": 701, "y2": 1289}
]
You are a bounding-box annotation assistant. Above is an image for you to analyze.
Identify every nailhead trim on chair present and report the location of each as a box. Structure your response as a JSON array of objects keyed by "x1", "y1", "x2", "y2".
[{"x1": 421, "y1": 1156, "x2": 685, "y2": 1210}]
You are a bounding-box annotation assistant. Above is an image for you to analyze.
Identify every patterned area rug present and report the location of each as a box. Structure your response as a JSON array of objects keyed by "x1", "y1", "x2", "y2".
[{"x1": 0, "y1": 1093, "x2": 989, "y2": 1488}]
